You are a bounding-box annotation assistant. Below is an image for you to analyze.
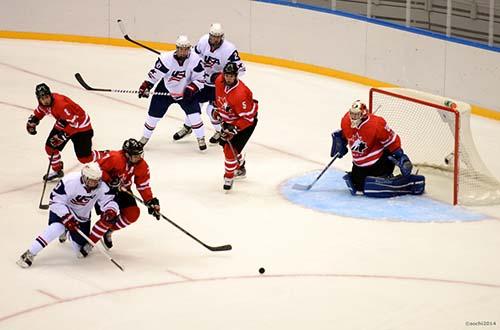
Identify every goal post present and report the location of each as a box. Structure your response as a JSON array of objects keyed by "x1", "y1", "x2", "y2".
[{"x1": 369, "y1": 87, "x2": 500, "y2": 205}]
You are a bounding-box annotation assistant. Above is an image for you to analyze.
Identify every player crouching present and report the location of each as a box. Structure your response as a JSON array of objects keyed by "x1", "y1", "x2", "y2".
[
  {"x1": 17, "y1": 163, "x2": 119, "y2": 268},
  {"x1": 330, "y1": 100, "x2": 425, "y2": 197}
]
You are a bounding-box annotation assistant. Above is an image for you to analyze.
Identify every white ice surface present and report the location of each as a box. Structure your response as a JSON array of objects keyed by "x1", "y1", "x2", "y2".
[{"x1": 1, "y1": 39, "x2": 500, "y2": 329}]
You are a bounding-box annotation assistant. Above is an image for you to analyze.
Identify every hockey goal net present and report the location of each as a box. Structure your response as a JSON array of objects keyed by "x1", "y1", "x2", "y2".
[{"x1": 369, "y1": 87, "x2": 500, "y2": 205}]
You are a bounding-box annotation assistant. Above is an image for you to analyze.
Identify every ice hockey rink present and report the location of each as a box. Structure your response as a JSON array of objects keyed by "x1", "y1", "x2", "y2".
[{"x1": 1, "y1": 38, "x2": 500, "y2": 329}]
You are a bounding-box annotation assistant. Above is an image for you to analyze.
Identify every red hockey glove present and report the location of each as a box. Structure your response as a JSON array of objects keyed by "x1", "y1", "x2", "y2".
[
  {"x1": 49, "y1": 131, "x2": 68, "y2": 148},
  {"x1": 100, "y1": 209, "x2": 118, "y2": 225},
  {"x1": 145, "y1": 197, "x2": 161, "y2": 220},
  {"x1": 183, "y1": 83, "x2": 199, "y2": 101},
  {"x1": 138, "y1": 81, "x2": 154, "y2": 98},
  {"x1": 211, "y1": 108, "x2": 222, "y2": 122},
  {"x1": 61, "y1": 214, "x2": 79, "y2": 232},
  {"x1": 26, "y1": 115, "x2": 39, "y2": 135}
]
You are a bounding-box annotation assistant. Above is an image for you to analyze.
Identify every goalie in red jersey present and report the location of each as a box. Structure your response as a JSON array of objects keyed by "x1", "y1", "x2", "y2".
[
  {"x1": 26, "y1": 83, "x2": 103, "y2": 181},
  {"x1": 330, "y1": 100, "x2": 425, "y2": 197},
  {"x1": 213, "y1": 62, "x2": 258, "y2": 191},
  {"x1": 88, "y1": 138, "x2": 161, "y2": 249}
]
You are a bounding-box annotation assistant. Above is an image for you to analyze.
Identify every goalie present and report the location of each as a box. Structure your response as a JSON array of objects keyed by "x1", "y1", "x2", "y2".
[{"x1": 330, "y1": 100, "x2": 425, "y2": 197}]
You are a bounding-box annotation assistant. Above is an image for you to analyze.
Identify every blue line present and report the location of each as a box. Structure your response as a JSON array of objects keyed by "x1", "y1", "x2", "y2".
[{"x1": 255, "y1": 0, "x2": 500, "y2": 53}]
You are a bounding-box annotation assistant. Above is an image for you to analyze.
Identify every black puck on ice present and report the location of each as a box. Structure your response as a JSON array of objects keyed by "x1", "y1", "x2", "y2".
[{"x1": 259, "y1": 267, "x2": 265, "y2": 274}]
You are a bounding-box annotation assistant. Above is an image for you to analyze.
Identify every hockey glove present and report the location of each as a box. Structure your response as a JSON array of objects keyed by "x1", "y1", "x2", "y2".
[
  {"x1": 211, "y1": 108, "x2": 222, "y2": 122},
  {"x1": 100, "y1": 209, "x2": 118, "y2": 226},
  {"x1": 145, "y1": 197, "x2": 161, "y2": 220},
  {"x1": 108, "y1": 177, "x2": 122, "y2": 192},
  {"x1": 49, "y1": 131, "x2": 68, "y2": 148},
  {"x1": 330, "y1": 130, "x2": 348, "y2": 158},
  {"x1": 26, "y1": 115, "x2": 40, "y2": 135},
  {"x1": 183, "y1": 83, "x2": 199, "y2": 101},
  {"x1": 221, "y1": 123, "x2": 238, "y2": 141},
  {"x1": 138, "y1": 81, "x2": 154, "y2": 98},
  {"x1": 389, "y1": 149, "x2": 413, "y2": 177},
  {"x1": 61, "y1": 214, "x2": 79, "y2": 232}
]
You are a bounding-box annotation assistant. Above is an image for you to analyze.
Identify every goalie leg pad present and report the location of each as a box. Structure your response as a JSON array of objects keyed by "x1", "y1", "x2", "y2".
[
  {"x1": 363, "y1": 175, "x2": 425, "y2": 198},
  {"x1": 343, "y1": 173, "x2": 357, "y2": 195}
]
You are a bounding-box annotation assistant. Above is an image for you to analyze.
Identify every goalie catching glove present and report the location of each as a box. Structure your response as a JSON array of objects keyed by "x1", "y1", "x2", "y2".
[
  {"x1": 145, "y1": 197, "x2": 161, "y2": 220},
  {"x1": 389, "y1": 149, "x2": 413, "y2": 177}
]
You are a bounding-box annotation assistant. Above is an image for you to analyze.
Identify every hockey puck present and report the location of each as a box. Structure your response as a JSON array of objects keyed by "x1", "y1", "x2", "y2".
[{"x1": 259, "y1": 267, "x2": 265, "y2": 274}]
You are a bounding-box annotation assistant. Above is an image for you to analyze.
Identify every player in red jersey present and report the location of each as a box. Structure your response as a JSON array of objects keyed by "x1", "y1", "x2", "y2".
[
  {"x1": 330, "y1": 100, "x2": 424, "y2": 197},
  {"x1": 26, "y1": 83, "x2": 103, "y2": 181},
  {"x1": 213, "y1": 62, "x2": 258, "y2": 191},
  {"x1": 88, "y1": 138, "x2": 161, "y2": 249}
]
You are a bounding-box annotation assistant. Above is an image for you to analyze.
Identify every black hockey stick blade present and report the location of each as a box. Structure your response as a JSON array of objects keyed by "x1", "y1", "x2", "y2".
[
  {"x1": 39, "y1": 204, "x2": 49, "y2": 210},
  {"x1": 116, "y1": 19, "x2": 160, "y2": 55},
  {"x1": 292, "y1": 183, "x2": 313, "y2": 191},
  {"x1": 206, "y1": 244, "x2": 232, "y2": 252},
  {"x1": 74, "y1": 73, "x2": 111, "y2": 92}
]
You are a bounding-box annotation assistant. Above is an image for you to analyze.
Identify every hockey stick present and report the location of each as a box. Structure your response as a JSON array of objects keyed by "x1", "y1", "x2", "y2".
[
  {"x1": 292, "y1": 154, "x2": 339, "y2": 191},
  {"x1": 117, "y1": 19, "x2": 161, "y2": 55},
  {"x1": 227, "y1": 140, "x2": 243, "y2": 167},
  {"x1": 74, "y1": 73, "x2": 169, "y2": 96},
  {"x1": 38, "y1": 152, "x2": 54, "y2": 210},
  {"x1": 125, "y1": 191, "x2": 232, "y2": 252},
  {"x1": 76, "y1": 228, "x2": 124, "y2": 271}
]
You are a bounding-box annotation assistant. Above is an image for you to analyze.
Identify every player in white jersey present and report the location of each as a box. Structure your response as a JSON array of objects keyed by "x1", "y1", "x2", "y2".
[
  {"x1": 137, "y1": 35, "x2": 207, "y2": 151},
  {"x1": 174, "y1": 23, "x2": 246, "y2": 145},
  {"x1": 17, "y1": 163, "x2": 119, "y2": 268}
]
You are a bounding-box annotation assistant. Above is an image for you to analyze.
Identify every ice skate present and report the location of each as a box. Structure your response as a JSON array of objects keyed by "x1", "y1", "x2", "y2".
[
  {"x1": 223, "y1": 177, "x2": 234, "y2": 191},
  {"x1": 197, "y1": 137, "x2": 207, "y2": 151},
  {"x1": 209, "y1": 131, "x2": 221, "y2": 144},
  {"x1": 235, "y1": 165, "x2": 246, "y2": 180},
  {"x1": 43, "y1": 169, "x2": 64, "y2": 182},
  {"x1": 78, "y1": 243, "x2": 93, "y2": 258},
  {"x1": 101, "y1": 230, "x2": 113, "y2": 250},
  {"x1": 58, "y1": 229, "x2": 68, "y2": 243},
  {"x1": 17, "y1": 250, "x2": 35, "y2": 268},
  {"x1": 173, "y1": 124, "x2": 192, "y2": 141},
  {"x1": 139, "y1": 136, "x2": 149, "y2": 146}
]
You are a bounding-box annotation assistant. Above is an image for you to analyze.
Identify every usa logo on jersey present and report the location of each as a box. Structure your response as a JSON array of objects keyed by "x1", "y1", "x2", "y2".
[
  {"x1": 204, "y1": 56, "x2": 220, "y2": 68},
  {"x1": 169, "y1": 70, "x2": 186, "y2": 82},
  {"x1": 71, "y1": 195, "x2": 95, "y2": 206}
]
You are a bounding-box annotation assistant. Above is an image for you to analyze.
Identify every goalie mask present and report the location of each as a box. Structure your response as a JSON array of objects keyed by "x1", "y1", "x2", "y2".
[
  {"x1": 81, "y1": 163, "x2": 102, "y2": 190},
  {"x1": 208, "y1": 23, "x2": 224, "y2": 48},
  {"x1": 349, "y1": 100, "x2": 368, "y2": 128},
  {"x1": 175, "y1": 35, "x2": 191, "y2": 60}
]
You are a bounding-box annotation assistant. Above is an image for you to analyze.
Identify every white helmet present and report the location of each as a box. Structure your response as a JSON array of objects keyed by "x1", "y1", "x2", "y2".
[
  {"x1": 209, "y1": 23, "x2": 224, "y2": 37},
  {"x1": 175, "y1": 35, "x2": 191, "y2": 48},
  {"x1": 81, "y1": 163, "x2": 102, "y2": 189},
  {"x1": 349, "y1": 100, "x2": 368, "y2": 128}
]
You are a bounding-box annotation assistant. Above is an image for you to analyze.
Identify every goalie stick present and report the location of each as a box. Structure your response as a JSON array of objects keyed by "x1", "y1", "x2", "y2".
[
  {"x1": 117, "y1": 19, "x2": 161, "y2": 55},
  {"x1": 125, "y1": 190, "x2": 232, "y2": 252},
  {"x1": 292, "y1": 154, "x2": 339, "y2": 191},
  {"x1": 74, "y1": 73, "x2": 169, "y2": 96}
]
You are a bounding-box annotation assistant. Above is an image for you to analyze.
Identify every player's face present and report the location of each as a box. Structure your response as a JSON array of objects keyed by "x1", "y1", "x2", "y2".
[
  {"x1": 84, "y1": 177, "x2": 100, "y2": 190},
  {"x1": 223, "y1": 73, "x2": 237, "y2": 86},
  {"x1": 176, "y1": 46, "x2": 190, "y2": 59},
  {"x1": 39, "y1": 94, "x2": 52, "y2": 106},
  {"x1": 208, "y1": 35, "x2": 223, "y2": 48},
  {"x1": 127, "y1": 154, "x2": 143, "y2": 164}
]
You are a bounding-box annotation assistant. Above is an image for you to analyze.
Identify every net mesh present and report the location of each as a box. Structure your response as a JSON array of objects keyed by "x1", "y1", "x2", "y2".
[{"x1": 370, "y1": 88, "x2": 500, "y2": 205}]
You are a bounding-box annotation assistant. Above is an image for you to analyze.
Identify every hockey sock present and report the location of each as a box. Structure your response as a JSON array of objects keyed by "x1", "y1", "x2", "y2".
[
  {"x1": 183, "y1": 116, "x2": 192, "y2": 128},
  {"x1": 111, "y1": 206, "x2": 139, "y2": 231},
  {"x1": 29, "y1": 222, "x2": 65, "y2": 255},
  {"x1": 89, "y1": 219, "x2": 112, "y2": 243},
  {"x1": 187, "y1": 113, "x2": 205, "y2": 139},
  {"x1": 45, "y1": 147, "x2": 63, "y2": 171},
  {"x1": 223, "y1": 145, "x2": 238, "y2": 178},
  {"x1": 142, "y1": 115, "x2": 162, "y2": 139},
  {"x1": 206, "y1": 104, "x2": 221, "y2": 132}
]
